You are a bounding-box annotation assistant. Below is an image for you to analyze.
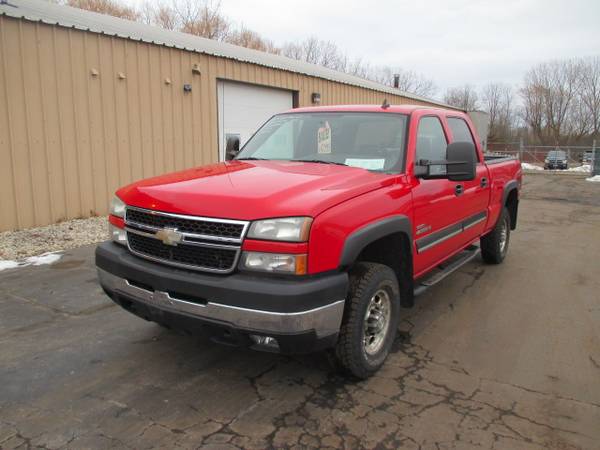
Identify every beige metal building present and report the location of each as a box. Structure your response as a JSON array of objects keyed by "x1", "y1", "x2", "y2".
[{"x1": 0, "y1": 0, "x2": 455, "y2": 232}]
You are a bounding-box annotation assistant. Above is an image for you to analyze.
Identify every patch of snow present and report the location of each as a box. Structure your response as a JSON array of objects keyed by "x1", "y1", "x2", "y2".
[
  {"x1": 521, "y1": 163, "x2": 543, "y2": 171},
  {"x1": 522, "y1": 162, "x2": 594, "y2": 173},
  {"x1": 0, "y1": 260, "x2": 20, "y2": 271},
  {"x1": 0, "y1": 251, "x2": 63, "y2": 272},
  {"x1": 586, "y1": 175, "x2": 600, "y2": 183},
  {"x1": 25, "y1": 252, "x2": 63, "y2": 266},
  {"x1": 567, "y1": 164, "x2": 591, "y2": 173}
]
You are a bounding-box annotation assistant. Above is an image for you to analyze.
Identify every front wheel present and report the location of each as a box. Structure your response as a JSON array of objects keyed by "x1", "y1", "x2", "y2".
[
  {"x1": 334, "y1": 262, "x2": 400, "y2": 379},
  {"x1": 480, "y1": 207, "x2": 511, "y2": 264}
]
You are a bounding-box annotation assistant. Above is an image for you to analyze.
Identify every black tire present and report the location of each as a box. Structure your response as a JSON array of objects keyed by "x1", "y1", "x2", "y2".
[
  {"x1": 481, "y1": 207, "x2": 511, "y2": 264},
  {"x1": 334, "y1": 262, "x2": 400, "y2": 379}
]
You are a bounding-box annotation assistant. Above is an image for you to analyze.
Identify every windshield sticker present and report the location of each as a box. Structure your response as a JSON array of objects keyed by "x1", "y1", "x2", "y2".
[
  {"x1": 317, "y1": 121, "x2": 332, "y2": 154},
  {"x1": 345, "y1": 158, "x2": 386, "y2": 170}
]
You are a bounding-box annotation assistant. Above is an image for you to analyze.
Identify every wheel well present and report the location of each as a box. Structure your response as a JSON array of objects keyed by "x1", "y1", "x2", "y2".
[
  {"x1": 505, "y1": 189, "x2": 518, "y2": 230},
  {"x1": 355, "y1": 232, "x2": 414, "y2": 308}
]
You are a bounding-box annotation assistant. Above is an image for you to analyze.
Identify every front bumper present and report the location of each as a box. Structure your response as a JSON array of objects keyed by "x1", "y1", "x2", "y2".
[
  {"x1": 96, "y1": 242, "x2": 348, "y2": 353},
  {"x1": 544, "y1": 162, "x2": 567, "y2": 170}
]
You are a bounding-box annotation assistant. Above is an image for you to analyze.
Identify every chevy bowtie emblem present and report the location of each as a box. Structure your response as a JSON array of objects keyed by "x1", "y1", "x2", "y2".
[{"x1": 155, "y1": 228, "x2": 183, "y2": 246}]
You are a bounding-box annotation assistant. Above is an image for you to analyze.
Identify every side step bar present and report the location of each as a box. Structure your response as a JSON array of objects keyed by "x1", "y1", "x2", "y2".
[{"x1": 414, "y1": 245, "x2": 480, "y2": 297}]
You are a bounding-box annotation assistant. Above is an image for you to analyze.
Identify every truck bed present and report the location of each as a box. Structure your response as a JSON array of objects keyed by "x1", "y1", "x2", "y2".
[{"x1": 484, "y1": 153, "x2": 517, "y2": 165}]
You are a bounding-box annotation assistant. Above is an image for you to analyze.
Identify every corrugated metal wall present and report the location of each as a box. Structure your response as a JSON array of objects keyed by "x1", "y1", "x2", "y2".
[{"x1": 0, "y1": 16, "x2": 433, "y2": 232}]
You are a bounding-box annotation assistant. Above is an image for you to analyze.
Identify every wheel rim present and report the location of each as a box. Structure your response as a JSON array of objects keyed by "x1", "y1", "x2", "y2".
[
  {"x1": 499, "y1": 217, "x2": 509, "y2": 255},
  {"x1": 363, "y1": 288, "x2": 392, "y2": 356}
]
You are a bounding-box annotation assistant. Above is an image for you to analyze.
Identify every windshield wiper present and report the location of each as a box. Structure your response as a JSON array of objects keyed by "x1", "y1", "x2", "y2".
[
  {"x1": 235, "y1": 157, "x2": 269, "y2": 161},
  {"x1": 293, "y1": 159, "x2": 348, "y2": 166}
]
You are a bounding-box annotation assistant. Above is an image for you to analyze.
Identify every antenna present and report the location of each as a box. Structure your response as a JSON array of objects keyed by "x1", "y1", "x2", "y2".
[{"x1": 381, "y1": 98, "x2": 390, "y2": 109}]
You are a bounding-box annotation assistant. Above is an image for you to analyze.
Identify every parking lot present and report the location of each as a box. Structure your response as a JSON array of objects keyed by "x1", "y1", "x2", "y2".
[{"x1": 1, "y1": 173, "x2": 599, "y2": 450}]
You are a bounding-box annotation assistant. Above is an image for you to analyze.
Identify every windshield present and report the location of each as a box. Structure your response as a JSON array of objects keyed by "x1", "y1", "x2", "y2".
[
  {"x1": 236, "y1": 112, "x2": 408, "y2": 172},
  {"x1": 548, "y1": 151, "x2": 566, "y2": 158}
]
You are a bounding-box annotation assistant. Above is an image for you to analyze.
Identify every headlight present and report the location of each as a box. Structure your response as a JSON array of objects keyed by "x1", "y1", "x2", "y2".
[
  {"x1": 247, "y1": 217, "x2": 312, "y2": 242},
  {"x1": 544, "y1": 159, "x2": 549, "y2": 163},
  {"x1": 110, "y1": 196, "x2": 126, "y2": 218},
  {"x1": 241, "y1": 252, "x2": 307, "y2": 275},
  {"x1": 563, "y1": 160, "x2": 568, "y2": 164}
]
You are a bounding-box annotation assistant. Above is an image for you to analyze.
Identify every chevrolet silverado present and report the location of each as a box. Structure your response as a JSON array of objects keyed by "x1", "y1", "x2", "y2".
[{"x1": 96, "y1": 104, "x2": 522, "y2": 378}]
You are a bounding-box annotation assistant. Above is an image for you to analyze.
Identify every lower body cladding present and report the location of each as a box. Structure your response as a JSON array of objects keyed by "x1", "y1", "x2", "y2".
[{"x1": 95, "y1": 242, "x2": 348, "y2": 354}]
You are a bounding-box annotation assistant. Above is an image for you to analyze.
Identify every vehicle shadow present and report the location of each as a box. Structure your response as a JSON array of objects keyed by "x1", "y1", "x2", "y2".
[{"x1": 121, "y1": 260, "x2": 483, "y2": 390}]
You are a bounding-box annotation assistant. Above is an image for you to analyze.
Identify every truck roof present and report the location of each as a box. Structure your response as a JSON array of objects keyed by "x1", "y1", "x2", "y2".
[{"x1": 287, "y1": 104, "x2": 463, "y2": 115}]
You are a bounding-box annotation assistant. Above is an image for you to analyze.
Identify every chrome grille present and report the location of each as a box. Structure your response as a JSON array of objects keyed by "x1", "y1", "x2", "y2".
[
  {"x1": 124, "y1": 207, "x2": 249, "y2": 273},
  {"x1": 125, "y1": 208, "x2": 245, "y2": 241}
]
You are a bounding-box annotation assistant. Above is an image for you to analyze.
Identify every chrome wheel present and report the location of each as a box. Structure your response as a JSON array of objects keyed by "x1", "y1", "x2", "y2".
[
  {"x1": 363, "y1": 289, "x2": 391, "y2": 356},
  {"x1": 499, "y1": 216, "x2": 509, "y2": 255}
]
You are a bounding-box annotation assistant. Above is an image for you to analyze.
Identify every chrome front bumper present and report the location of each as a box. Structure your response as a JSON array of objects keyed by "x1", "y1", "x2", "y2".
[{"x1": 97, "y1": 268, "x2": 345, "y2": 338}]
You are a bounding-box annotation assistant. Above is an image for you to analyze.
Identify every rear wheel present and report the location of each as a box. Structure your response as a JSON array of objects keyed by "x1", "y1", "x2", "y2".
[
  {"x1": 334, "y1": 262, "x2": 400, "y2": 379},
  {"x1": 481, "y1": 207, "x2": 511, "y2": 264}
]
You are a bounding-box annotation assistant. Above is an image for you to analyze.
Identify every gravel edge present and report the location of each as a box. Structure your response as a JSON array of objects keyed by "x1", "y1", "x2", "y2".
[{"x1": 0, "y1": 216, "x2": 108, "y2": 261}]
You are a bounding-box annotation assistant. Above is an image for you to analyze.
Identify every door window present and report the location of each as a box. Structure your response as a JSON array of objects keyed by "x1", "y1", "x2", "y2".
[
  {"x1": 416, "y1": 116, "x2": 447, "y2": 175},
  {"x1": 447, "y1": 117, "x2": 479, "y2": 161},
  {"x1": 447, "y1": 117, "x2": 476, "y2": 144}
]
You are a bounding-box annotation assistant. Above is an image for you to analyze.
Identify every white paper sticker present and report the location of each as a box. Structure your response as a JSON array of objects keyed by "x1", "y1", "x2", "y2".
[
  {"x1": 344, "y1": 158, "x2": 386, "y2": 170},
  {"x1": 317, "y1": 121, "x2": 332, "y2": 154}
]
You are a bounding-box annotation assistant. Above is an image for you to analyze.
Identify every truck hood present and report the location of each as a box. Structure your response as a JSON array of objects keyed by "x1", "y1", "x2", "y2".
[{"x1": 117, "y1": 160, "x2": 396, "y2": 220}]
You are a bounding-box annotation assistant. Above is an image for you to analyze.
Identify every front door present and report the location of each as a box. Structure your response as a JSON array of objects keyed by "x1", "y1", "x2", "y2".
[{"x1": 411, "y1": 115, "x2": 467, "y2": 276}]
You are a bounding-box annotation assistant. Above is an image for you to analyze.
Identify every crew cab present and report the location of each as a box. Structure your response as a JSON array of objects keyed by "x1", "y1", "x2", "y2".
[{"x1": 96, "y1": 105, "x2": 522, "y2": 378}]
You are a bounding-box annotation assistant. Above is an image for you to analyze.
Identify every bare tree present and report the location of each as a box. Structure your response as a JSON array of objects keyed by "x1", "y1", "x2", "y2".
[
  {"x1": 176, "y1": 0, "x2": 230, "y2": 40},
  {"x1": 444, "y1": 85, "x2": 479, "y2": 111},
  {"x1": 580, "y1": 57, "x2": 600, "y2": 138},
  {"x1": 542, "y1": 61, "x2": 579, "y2": 144},
  {"x1": 226, "y1": 26, "x2": 279, "y2": 53},
  {"x1": 138, "y1": 1, "x2": 177, "y2": 29},
  {"x1": 282, "y1": 37, "x2": 349, "y2": 71},
  {"x1": 65, "y1": 0, "x2": 139, "y2": 20},
  {"x1": 368, "y1": 67, "x2": 437, "y2": 98},
  {"x1": 565, "y1": 96, "x2": 592, "y2": 141},
  {"x1": 520, "y1": 81, "x2": 547, "y2": 144},
  {"x1": 282, "y1": 39, "x2": 436, "y2": 96},
  {"x1": 520, "y1": 59, "x2": 585, "y2": 144},
  {"x1": 481, "y1": 83, "x2": 514, "y2": 141}
]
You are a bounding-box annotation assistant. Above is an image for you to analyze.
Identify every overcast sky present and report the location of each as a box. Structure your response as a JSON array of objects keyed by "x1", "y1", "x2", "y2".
[{"x1": 213, "y1": 0, "x2": 599, "y2": 98}]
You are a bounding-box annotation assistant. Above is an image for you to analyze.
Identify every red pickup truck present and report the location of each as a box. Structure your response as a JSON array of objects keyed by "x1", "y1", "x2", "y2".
[{"x1": 96, "y1": 104, "x2": 521, "y2": 378}]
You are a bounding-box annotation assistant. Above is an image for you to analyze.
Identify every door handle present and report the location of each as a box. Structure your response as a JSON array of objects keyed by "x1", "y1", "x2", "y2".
[
  {"x1": 481, "y1": 177, "x2": 488, "y2": 188},
  {"x1": 455, "y1": 184, "x2": 464, "y2": 196}
]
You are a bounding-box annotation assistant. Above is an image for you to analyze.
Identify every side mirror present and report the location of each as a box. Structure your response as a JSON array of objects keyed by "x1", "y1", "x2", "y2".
[
  {"x1": 415, "y1": 142, "x2": 476, "y2": 181},
  {"x1": 225, "y1": 134, "x2": 240, "y2": 161},
  {"x1": 446, "y1": 142, "x2": 476, "y2": 181}
]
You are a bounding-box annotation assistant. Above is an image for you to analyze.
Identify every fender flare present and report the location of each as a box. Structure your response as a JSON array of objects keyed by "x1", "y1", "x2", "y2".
[
  {"x1": 502, "y1": 180, "x2": 519, "y2": 229},
  {"x1": 339, "y1": 215, "x2": 412, "y2": 268},
  {"x1": 502, "y1": 180, "x2": 519, "y2": 206}
]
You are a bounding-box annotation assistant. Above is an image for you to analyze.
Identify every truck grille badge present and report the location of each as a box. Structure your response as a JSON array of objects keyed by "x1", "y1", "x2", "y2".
[{"x1": 155, "y1": 228, "x2": 183, "y2": 246}]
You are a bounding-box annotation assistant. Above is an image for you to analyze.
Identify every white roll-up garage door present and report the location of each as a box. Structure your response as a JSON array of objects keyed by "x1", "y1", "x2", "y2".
[{"x1": 217, "y1": 80, "x2": 294, "y2": 161}]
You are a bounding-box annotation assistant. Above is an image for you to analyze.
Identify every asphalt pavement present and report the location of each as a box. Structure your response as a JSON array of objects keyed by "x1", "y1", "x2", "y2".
[{"x1": 1, "y1": 173, "x2": 599, "y2": 449}]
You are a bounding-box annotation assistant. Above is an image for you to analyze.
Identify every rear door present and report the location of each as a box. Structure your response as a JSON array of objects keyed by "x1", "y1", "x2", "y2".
[
  {"x1": 446, "y1": 116, "x2": 490, "y2": 244},
  {"x1": 411, "y1": 113, "x2": 467, "y2": 276}
]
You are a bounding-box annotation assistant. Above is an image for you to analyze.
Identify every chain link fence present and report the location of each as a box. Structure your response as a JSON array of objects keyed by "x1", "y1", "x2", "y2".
[{"x1": 487, "y1": 140, "x2": 599, "y2": 176}]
